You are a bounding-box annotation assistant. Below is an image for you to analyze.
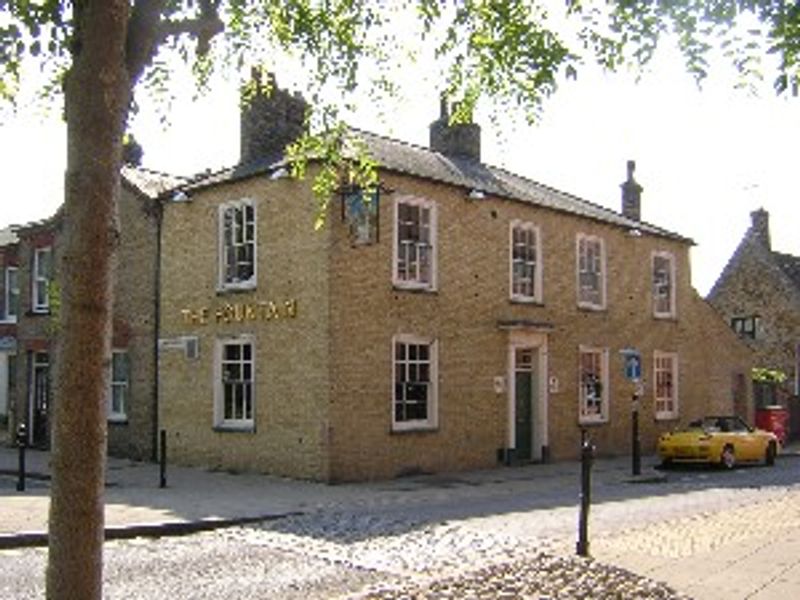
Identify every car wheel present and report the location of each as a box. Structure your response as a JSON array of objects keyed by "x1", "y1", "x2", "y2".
[
  {"x1": 765, "y1": 441, "x2": 777, "y2": 467},
  {"x1": 720, "y1": 445, "x2": 736, "y2": 470}
]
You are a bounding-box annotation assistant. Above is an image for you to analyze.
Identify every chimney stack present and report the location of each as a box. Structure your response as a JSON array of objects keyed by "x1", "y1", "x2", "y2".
[
  {"x1": 240, "y1": 70, "x2": 309, "y2": 165},
  {"x1": 750, "y1": 208, "x2": 771, "y2": 250},
  {"x1": 620, "y1": 160, "x2": 643, "y2": 222},
  {"x1": 429, "y1": 97, "x2": 481, "y2": 162}
]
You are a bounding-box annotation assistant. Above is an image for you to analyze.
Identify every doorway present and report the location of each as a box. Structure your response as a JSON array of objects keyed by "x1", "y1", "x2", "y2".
[
  {"x1": 508, "y1": 331, "x2": 548, "y2": 462},
  {"x1": 28, "y1": 351, "x2": 50, "y2": 447}
]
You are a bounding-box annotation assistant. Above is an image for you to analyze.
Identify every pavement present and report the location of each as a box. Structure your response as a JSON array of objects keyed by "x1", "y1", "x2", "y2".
[{"x1": 2, "y1": 442, "x2": 800, "y2": 599}]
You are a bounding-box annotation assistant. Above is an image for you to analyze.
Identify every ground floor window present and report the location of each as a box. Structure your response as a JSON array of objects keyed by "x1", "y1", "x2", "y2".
[
  {"x1": 215, "y1": 336, "x2": 255, "y2": 430},
  {"x1": 579, "y1": 346, "x2": 608, "y2": 424},
  {"x1": 392, "y1": 334, "x2": 437, "y2": 431},
  {"x1": 108, "y1": 350, "x2": 129, "y2": 422},
  {"x1": 654, "y1": 351, "x2": 679, "y2": 419}
]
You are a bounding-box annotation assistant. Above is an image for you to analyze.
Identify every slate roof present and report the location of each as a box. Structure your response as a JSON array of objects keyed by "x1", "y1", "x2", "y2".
[
  {"x1": 773, "y1": 251, "x2": 800, "y2": 291},
  {"x1": 122, "y1": 165, "x2": 187, "y2": 198},
  {"x1": 167, "y1": 128, "x2": 692, "y2": 244}
]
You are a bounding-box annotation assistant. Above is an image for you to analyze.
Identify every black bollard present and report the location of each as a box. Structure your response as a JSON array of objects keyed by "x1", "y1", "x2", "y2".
[
  {"x1": 159, "y1": 429, "x2": 167, "y2": 488},
  {"x1": 16, "y1": 423, "x2": 27, "y2": 492},
  {"x1": 576, "y1": 428, "x2": 594, "y2": 557},
  {"x1": 632, "y1": 395, "x2": 641, "y2": 476}
]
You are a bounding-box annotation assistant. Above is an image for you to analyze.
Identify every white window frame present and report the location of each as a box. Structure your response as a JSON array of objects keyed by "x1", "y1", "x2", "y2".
[
  {"x1": 654, "y1": 351, "x2": 679, "y2": 420},
  {"x1": 3, "y1": 266, "x2": 19, "y2": 322},
  {"x1": 218, "y1": 198, "x2": 257, "y2": 291},
  {"x1": 578, "y1": 345, "x2": 609, "y2": 424},
  {"x1": 576, "y1": 234, "x2": 606, "y2": 310},
  {"x1": 652, "y1": 251, "x2": 676, "y2": 318},
  {"x1": 32, "y1": 247, "x2": 52, "y2": 313},
  {"x1": 509, "y1": 220, "x2": 542, "y2": 303},
  {"x1": 213, "y1": 335, "x2": 255, "y2": 431},
  {"x1": 108, "y1": 350, "x2": 129, "y2": 422},
  {"x1": 393, "y1": 196, "x2": 437, "y2": 291},
  {"x1": 392, "y1": 334, "x2": 438, "y2": 431}
]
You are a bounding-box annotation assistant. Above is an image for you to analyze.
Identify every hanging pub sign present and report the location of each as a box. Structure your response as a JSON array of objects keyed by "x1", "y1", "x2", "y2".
[{"x1": 180, "y1": 298, "x2": 298, "y2": 326}]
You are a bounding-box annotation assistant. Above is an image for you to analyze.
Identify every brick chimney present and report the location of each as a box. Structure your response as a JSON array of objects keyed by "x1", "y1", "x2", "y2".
[
  {"x1": 429, "y1": 97, "x2": 481, "y2": 161},
  {"x1": 750, "y1": 208, "x2": 771, "y2": 250},
  {"x1": 240, "y1": 70, "x2": 308, "y2": 165},
  {"x1": 620, "y1": 160, "x2": 643, "y2": 221}
]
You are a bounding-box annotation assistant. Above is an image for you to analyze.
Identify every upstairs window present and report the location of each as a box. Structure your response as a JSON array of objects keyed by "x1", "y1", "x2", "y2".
[
  {"x1": 510, "y1": 221, "x2": 542, "y2": 302},
  {"x1": 394, "y1": 197, "x2": 436, "y2": 290},
  {"x1": 576, "y1": 234, "x2": 606, "y2": 309},
  {"x1": 219, "y1": 199, "x2": 256, "y2": 290},
  {"x1": 653, "y1": 252, "x2": 676, "y2": 318},
  {"x1": 4, "y1": 266, "x2": 18, "y2": 321},
  {"x1": 32, "y1": 247, "x2": 52, "y2": 313},
  {"x1": 654, "y1": 351, "x2": 679, "y2": 419},
  {"x1": 731, "y1": 316, "x2": 759, "y2": 339},
  {"x1": 393, "y1": 335, "x2": 438, "y2": 431},
  {"x1": 108, "y1": 351, "x2": 129, "y2": 422},
  {"x1": 579, "y1": 346, "x2": 609, "y2": 424}
]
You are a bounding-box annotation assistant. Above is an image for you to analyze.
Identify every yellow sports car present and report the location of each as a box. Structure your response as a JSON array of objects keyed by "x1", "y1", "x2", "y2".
[{"x1": 658, "y1": 416, "x2": 779, "y2": 469}]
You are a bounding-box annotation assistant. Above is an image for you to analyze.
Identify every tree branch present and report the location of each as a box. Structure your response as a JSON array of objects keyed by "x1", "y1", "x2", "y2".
[{"x1": 126, "y1": 0, "x2": 224, "y2": 86}]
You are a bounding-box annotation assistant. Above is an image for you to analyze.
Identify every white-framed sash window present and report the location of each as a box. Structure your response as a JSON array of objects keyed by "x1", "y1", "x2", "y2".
[
  {"x1": 579, "y1": 345, "x2": 609, "y2": 424},
  {"x1": 654, "y1": 351, "x2": 679, "y2": 419},
  {"x1": 576, "y1": 234, "x2": 606, "y2": 310},
  {"x1": 510, "y1": 220, "x2": 542, "y2": 303},
  {"x1": 218, "y1": 199, "x2": 256, "y2": 291},
  {"x1": 214, "y1": 336, "x2": 255, "y2": 430},
  {"x1": 3, "y1": 266, "x2": 18, "y2": 322},
  {"x1": 652, "y1": 251, "x2": 676, "y2": 318},
  {"x1": 393, "y1": 196, "x2": 436, "y2": 290},
  {"x1": 108, "y1": 350, "x2": 129, "y2": 421},
  {"x1": 32, "y1": 247, "x2": 52, "y2": 313},
  {"x1": 392, "y1": 334, "x2": 438, "y2": 431}
]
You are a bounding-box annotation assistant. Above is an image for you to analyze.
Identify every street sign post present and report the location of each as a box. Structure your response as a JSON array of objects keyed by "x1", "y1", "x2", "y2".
[{"x1": 620, "y1": 348, "x2": 642, "y2": 476}]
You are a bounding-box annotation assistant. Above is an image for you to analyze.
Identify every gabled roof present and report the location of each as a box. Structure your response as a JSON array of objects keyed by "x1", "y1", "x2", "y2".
[{"x1": 167, "y1": 128, "x2": 692, "y2": 244}]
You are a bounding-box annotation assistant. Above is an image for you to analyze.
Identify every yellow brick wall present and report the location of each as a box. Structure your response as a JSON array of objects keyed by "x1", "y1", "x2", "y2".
[
  {"x1": 159, "y1": 166, "x2": 753, "y2": 482},
  {"x1": 325, "y1": 171, "x2": 753, "y2": 480},
  {"x1": 158, "y1": 173, "x2": 332, "y2": 479}
]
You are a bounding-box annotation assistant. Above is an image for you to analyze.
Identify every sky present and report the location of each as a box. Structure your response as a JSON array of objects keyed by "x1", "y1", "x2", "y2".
[{"x1": 1, "y1": 27, "x2": 798, "y2": 297}]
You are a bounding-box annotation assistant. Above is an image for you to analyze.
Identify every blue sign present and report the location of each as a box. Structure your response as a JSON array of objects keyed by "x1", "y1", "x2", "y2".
[{"x1": 620, "y1": 348, "x2": 641, "y2": 381}]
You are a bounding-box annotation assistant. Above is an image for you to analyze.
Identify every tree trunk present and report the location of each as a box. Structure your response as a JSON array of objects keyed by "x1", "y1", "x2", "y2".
[{"x1": 46, "y1": 2, "x2": 131, "y2": 598}]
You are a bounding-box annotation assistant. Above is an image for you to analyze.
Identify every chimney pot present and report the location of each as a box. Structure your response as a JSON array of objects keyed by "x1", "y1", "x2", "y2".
[
  {"x1": 429, "y1": 95, "x2": 481, "y2": 161},
  {"x1": 750, "y1": 208, "x2": 771, "y2": 250},
  {"x1": 240, "y1": 72, "x2": 308, "y2": 164},
  {"x1": 620, "y1": 159, "x2": 643, "y2": 222}
]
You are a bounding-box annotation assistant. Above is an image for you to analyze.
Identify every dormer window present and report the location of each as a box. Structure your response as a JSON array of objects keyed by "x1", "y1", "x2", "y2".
[
  {"x1": 218, "y1": 199, "x2": 256, "y2": 291},
  {"x1": 731, "y1": 316, "x2": 759, "y2": 339}
]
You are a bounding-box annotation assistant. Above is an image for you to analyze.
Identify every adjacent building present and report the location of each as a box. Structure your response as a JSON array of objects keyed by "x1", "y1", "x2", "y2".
[
  {"x1": 0, "y1": 227, "x2": 19, "y2": 434},
  {"x1": 4, "y1": 168, "x2": 171, "y2": 460},
  {"x1": 708, "y1": 208, "x2": 800, "y2": 440},
  {"x1": 155, "y1": 82, "x2": 752, "y2": 481}
]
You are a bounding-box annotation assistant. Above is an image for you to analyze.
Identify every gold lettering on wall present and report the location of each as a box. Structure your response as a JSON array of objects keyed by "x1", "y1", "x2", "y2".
[{"x1": 182, "y1": 299, "x2": 299, "y2": 326}]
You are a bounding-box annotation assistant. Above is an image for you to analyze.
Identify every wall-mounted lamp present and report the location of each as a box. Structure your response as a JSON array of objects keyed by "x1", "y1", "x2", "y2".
[
  {"x1": 467, "y1": 188, "x2": 486, "y2": 200},
  {"x1": 626, "y1": 228, "x2": 642, "y2": 237},
  {"x1": 172, "y1": 190, "x2": 190, "y2": 202},
  {"x1": 270, "y1": 166, "x2": 289, "y2": 180}
]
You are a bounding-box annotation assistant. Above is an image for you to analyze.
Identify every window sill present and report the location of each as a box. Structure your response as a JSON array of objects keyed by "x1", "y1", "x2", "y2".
[
  {"x1": 653, "y1": 313, "x2": 677, "y2": 322},
  {"x1": 391, "y1": 424, "x2": 439, "y2": 434},
  {"x1": 213, "y1": 424, "x2": 256, "y2": 434},
  {"x1": 392, "y1": 283, "x2": 437, "y2": 294},
  {"x1": 216, "y1": 284, "x2": 257, "y2": 296},
  {"x1": 0, "y1": 317, "x2": 18, "y2": 324},
  {"x1": 577, "y1": 303, "x2": 606, "y2": 313},
  {"x1": 108, "y1": 417, "x2": 129, "y2": 426},
  {"x1": 578, "y1": 418, "x2": 608, "y2": 426},
  {"x1": 655, "y1": 414, "x2": 679, "y2": 422},
  {"x1": 509, "y1": 296, "x2": 544, "y2": 306},
  {"x1": 27, "y1": 309, "x2": 51, "y2": 317}
]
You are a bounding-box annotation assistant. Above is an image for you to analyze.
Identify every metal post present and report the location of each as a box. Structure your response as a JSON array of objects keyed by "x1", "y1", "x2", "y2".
[
  {"x1": 577, "y1": 428, "x2": 594, "y2": 557},
  {"x1": 159, "y1": 429, "x2": 167, "y2": 489},
  {"x1": 632, "y1": 395, "x2": 641, "y2": 476},
  {"x1": 16, "y1": 423, "x2": 27, "y2": 492}
]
